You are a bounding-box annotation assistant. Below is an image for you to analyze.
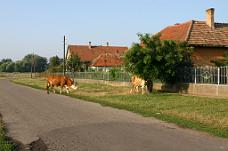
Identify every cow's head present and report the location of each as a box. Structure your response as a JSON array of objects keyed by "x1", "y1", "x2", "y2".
[
  {"x1": 71, "y1": 80, "x2": 79, "y2": 90},
  {"x1": 66, "y1": 78, "x2": 78, "y2": 90}
]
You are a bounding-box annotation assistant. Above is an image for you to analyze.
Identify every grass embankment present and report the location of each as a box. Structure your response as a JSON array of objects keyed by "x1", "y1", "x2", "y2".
[
  {"x1": 4, "y1": 73, "x2": 228, "y2": 138},
  {"x1": 0, "y1": 115, "x2": 15, "y2": 151}
]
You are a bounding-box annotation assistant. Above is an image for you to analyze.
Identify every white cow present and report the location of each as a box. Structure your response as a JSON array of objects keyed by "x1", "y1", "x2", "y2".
[{"x1": 130, "y1": 76, "x2": 147, "y2": 94}]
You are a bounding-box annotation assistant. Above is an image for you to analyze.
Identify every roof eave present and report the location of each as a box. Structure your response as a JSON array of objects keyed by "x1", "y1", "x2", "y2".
[
  {"x1": 185, "y1": 20, "x2": 194, "y2": 42},
  {"x1": 189, "y1": 44, "x2": 228, "y2": 48}
]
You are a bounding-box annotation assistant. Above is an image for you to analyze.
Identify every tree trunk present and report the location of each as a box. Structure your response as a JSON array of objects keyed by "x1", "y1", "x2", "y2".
[{"x1": 146, "y1": 80, "x2": 153, "y2": 93}]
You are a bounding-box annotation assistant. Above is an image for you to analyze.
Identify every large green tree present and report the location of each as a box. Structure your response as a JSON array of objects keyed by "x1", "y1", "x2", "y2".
[
  {"x1": 0, "y1": 54, "x2": 47, "y2": 73},
  {"x1": 21, "y1": 54, "x2": 47, "y2": 72},
  {"x1": 67, "y1": 54, "x2": 81, "y2": 72},
  {"x1": 5, "y1": 62, "x2": 15, "y2": 72},
  {"x1": 0, "y1": 58, "x2": 12, "y2": 64},
  {"x1": 48, "y1": 55, "x2": 63, "y2": 72},
  {"x1": 0, "y1": 62, "x2": 8, "y2": 72},
  {"x1": 15, "y1": 60, "x2": 24, "y2": 72},
  {"x1": 124, "y1": 33, "x2": 193, "y2": 92},
  {"x1": 0, "y1": 59, "x2": 13, "y2": 72},
  {"x1": 49, "y1": 56, "x2": 61, "y2": 67}
]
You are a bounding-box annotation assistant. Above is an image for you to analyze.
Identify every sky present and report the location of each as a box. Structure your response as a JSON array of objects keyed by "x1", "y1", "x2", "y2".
[{"x1": 0, "y1": 0, "x2": 227, "y2": 61}]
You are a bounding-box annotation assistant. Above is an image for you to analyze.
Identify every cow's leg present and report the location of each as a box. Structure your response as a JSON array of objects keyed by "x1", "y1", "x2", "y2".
[
  {"x1": 60, "y1": 87, "x2": 63, "y2": 94},
  {"x1": 46, "y1": 82, "x2": 50, "y2": 94},
  {"x1": 136, "y1": 86, "x2": 139, "y2": 93},
  {"x1": 130, "y1": 85, "x2": 135, "y2": 94},
  {"x1": 65, "y1": 86, "x2": 69, "y2": 94},
  {"x1": 130, "y1": 86, "x2": 133, "y2": 94},
  {"x1": 141, "y1": 86, "x2": 145, "y2": 94},
  {"x1": 51, "y1": 85, "x2": 55, "y2": 93}
]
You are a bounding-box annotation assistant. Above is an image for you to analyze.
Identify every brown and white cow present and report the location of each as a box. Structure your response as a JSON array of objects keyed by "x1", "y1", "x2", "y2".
[
  {"x1": 47, "y1": 75, "x2": 78, "y2": 94},
  {"x1": 130, "y1": 76, "x2": 146, "y2": 94}
]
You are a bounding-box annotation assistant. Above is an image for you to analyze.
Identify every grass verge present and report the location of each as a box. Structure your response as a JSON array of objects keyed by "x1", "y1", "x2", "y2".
[
  {"x1": 0, "y1": 114, "x2": 15, "y2": 151},
  {"x1": 9, "y1": 75, "x2": 228, "y2": 138}
]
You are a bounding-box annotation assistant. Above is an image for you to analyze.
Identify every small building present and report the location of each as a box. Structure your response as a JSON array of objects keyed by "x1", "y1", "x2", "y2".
[
  {"x1": 91, "y1": 52, "x2": 123, "y2": 72},
  {"x1": 67, "y1": 42, "x2": 128, "y2": 71},
  {"x1": 159, "y1": 8, "x2": 228, "y2": 66}
]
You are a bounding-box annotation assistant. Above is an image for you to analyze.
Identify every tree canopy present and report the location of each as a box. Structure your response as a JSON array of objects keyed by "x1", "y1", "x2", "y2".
[
  {"x1": 21, "y1": 54, "x2": 47, "y2": 72},
  {"x1": 67, "y1": 54, "x2": 81, "y2": 72},
  {"x1": 124, "y1": 33, "x2": 193, "y2": 92},
  {"x1": 47, "y1": 55, "x2": 64, "y2": 72},
  {"x1": 0, "y1": 54, "x2": 47, "y2": 72},
  {"x1": 0, "y1": 58, "x2": 13, "y2": 72}
]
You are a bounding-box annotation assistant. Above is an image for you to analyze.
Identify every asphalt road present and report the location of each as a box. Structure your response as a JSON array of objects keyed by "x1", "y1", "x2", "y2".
[{"x1": 0, "y1": 79, "x2": 228, "y2": 151}]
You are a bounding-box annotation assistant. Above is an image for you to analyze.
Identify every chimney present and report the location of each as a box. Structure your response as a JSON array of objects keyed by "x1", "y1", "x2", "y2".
[
  {"x1": 89, "y1": 41, "x2": 92, "y2": 49},
  {"x1": 206, "y1": 8, "x2": 215, "y2": 29},
  {"x1": 106, "y1": 42, "x2": 109, "y2": 46}
]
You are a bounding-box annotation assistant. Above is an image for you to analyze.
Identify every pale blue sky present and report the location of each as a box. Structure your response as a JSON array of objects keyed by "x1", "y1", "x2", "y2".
[{"x1": 0, "y1": 0, "x2": 227, "y2": 61}]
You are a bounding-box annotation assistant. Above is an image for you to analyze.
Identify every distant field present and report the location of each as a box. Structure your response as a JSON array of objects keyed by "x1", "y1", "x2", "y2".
[{"x1": 1, "y1": 72, "x2": 228, "y2": 138}]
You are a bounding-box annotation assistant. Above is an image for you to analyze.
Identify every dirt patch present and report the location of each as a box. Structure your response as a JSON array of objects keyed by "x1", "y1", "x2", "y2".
[
  {"x1": 7, "y1": 136, "x2": 48, "y2": 151},
  {"x1": 1, "y1": 113, "x2": 48, "y2": 151},
  {"x1": 9, "y1": 137, "x2": 48, "y2": 151},
  {"x1": 29, "y1": 138, "x2": 48, "y2": 151}
]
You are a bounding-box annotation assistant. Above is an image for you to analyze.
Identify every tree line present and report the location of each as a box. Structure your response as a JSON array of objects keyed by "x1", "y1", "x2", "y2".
[{"x1": 0, "y1": 54, "x2": 81, "y2": 73}]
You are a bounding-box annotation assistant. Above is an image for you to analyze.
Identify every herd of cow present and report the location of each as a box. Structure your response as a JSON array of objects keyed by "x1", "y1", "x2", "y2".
[{"x1": 46, "y1": 75, "x2": 146, "y2": 94}]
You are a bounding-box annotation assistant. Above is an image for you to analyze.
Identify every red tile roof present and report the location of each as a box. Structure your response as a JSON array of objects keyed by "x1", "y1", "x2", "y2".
[
  {"x1": 67, "y1": 45, "x2": 128, "y2": 66},
  {"x1": 91, "y1": 53, "x2": 123, "y2": 67},
  {"x1": 159, "y1": 20, "x2": 228, "y2": 47},
  {"x1": 160, "y1": 21, "x2": 192, "y2": 42}
]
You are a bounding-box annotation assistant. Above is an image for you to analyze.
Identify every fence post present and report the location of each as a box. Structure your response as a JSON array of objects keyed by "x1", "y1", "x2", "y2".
[
  {"x1": 227, "y1": 66, "x2": 228, "y2": 85},
  {"x1": 218, "y1": 67, "x2": 220, "y2": 85},
  {"x1": 216, "y1": 67, "x2": 220, "y2": 96},
  {"x1": 194, "y1": 67, "x2": 197, "y2": 84}
]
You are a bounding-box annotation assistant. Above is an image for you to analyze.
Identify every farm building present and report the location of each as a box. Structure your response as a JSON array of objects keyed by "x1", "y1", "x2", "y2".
[
  {"x1": 67, "y1": 42, "x2": 128, "y2": 71},
  {"x1": 159, "y1": 8, "x2": 228, "y2": 66}
]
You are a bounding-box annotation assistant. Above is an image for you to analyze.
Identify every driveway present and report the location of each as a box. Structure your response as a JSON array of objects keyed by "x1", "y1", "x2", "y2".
[{"x1": 0, "y1": 79, "x2": 227, "y2": 151}]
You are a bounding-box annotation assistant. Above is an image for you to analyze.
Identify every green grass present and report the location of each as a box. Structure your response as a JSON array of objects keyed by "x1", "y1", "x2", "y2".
[
  {"x1": 6, "y1": 73, "x2": 228, "y2": 138},
  {"x1": 73, "y1": 94, "x2": 228, "y2": 137},
  {"x1": 0, "y1": 115, "x2": 15, "y2": 151}
]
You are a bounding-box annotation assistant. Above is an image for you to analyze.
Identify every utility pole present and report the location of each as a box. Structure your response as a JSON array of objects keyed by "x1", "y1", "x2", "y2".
[{"x1": 63, "y1": 35, "x2": 66, "y2": 76}]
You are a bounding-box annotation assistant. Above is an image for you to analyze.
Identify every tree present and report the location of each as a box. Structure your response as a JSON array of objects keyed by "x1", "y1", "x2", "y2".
[
  {"x1": 48, "y1": 56, "x2": 63, "y2": 72},
  {"x1": 0, "y1": 59, "x2": 13, "y2": 72},
  {"x1": 49, "y1": 56, "x2": 61, "y2": 68},
  {"x1": 5, "y1": 62, "x2": 15, "y2": 72},
  {"x1": 20, "y1": 54, "x2": 47, "y2": 72},
  {"x1": 34, "y1": 55, "x2": 47, "y2": 72},
  {"x1": 211, "y1": 52, "x2": 228, "y2": 67},
  {"x1": 67, "y1": 54, "x2": 81, "y2": 72},
  {"x1": 0, "y1": 58, "x2": 12, "y2": 64},
  {"x1": 0, "y1": 62, "x2": 8, "y2": 72},
  {"x1": 48, "y1": 55, "x2": 63, "y2": 72},
  {"x1": 15, "y1": 60, "x2": 24, "y2": 72},
  {"x1": 124, "y1": 33, "x2": 192, "y2": 92}
]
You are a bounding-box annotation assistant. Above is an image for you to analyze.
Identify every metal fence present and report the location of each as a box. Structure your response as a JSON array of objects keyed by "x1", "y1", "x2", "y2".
[
  {"x1": 71, "y1": 72, "x2": 131, "y2": 82},
  {"x1": 179, "y1": 66, "x2": 228, "y2": 85},
  {"x1": 37, "y1": 66, "x2": 228, "y2": 85}
]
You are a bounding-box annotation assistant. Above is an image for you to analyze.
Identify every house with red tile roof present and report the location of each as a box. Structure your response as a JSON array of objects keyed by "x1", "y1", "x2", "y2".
[
  {"x1": 159, "y1": 8, "x2": 228, "y2": 66},
  {"x1": 67, "y1": 42, "x2": 128, "y2": 71}
]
